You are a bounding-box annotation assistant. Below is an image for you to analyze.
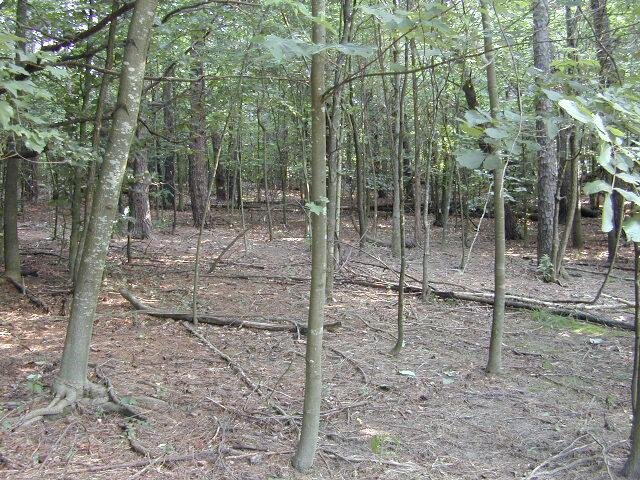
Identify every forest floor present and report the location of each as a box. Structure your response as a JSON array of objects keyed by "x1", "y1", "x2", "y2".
[{"x1": 0, "y1": 202, "x2": 638, "y2": 479}]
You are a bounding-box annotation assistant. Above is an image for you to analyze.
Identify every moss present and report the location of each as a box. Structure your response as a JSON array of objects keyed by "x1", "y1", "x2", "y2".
[{"x1": 530, "y1": 309, "x2": 610, "y2": 336}]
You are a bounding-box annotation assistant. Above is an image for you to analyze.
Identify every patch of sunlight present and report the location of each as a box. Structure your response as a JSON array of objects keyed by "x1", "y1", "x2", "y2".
[{"x1": 530, "y1": 309, "x2": 608, "y2": 336}]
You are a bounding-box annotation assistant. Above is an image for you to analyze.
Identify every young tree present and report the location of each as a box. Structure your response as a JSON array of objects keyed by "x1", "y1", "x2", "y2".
[
  {"x1": 479, "y1": 0, "x2": 506, "y2": 375},
  {"x1": 23, "y1": 0, "x2": 159, "y2": 420},
  {"x1": 292, "y1": 0, "x2": 327, "y2": 470}
]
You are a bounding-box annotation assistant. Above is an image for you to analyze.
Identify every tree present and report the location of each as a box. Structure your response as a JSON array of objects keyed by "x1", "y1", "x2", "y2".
[
  {"x1": 533, "y1": 0, "x2": 558, "y2": 268},
  {"x1": 292, "y1": 0, "x2": 326, "y2": 470},
  {"x1": 2, "y1": 0, "x2": 28, "y2": 283},
  {"x1": 22, "y1": 0, "x2": 159, "y2": 421},
  {"x1": 480, "y1": 0, "x2": 506, "y2": 375}
]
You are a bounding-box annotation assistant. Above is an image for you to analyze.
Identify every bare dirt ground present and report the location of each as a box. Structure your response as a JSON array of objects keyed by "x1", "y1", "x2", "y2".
[{"x1": 0, "y1": 203, "x2": 637, "y2": 479}]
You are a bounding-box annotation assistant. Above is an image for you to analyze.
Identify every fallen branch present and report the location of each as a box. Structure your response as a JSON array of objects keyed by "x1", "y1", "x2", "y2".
[
  {"x1": 5, "y1": 277, "x2": 49, "y2": 312},
  {"x1": 68, "y1": 449, "x2": 218, "y2": 474},
  {"x1": 340, "y1": 278, "x2": 634, "y2": 331},
  {"x1": 182, "y1": 321, "x2": 292, "y2": 423},
  {"x1": 120, "y1": 289, "x2": 341, "y2": 334},
  {"x1": 207, "y1": 226, "x2": 252, "y2": 273},
  {"x1": 327, "y1": 346, "x2": 368, "y2": 384}
]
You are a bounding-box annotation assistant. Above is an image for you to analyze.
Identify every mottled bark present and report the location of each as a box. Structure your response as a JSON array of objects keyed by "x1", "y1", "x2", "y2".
[
  {"x1": 56, "y1": 0, "x2": 158, "y2": 396},
  {"x1": 533, "y1": 0, "x2": 558, "y2": 264},
  {"x1": 3, "y1": 0, "x2": 27, "y2": 282},
  {"x1": 188, "y1": 47, "x2": 209, "y2": 228},
  {"x1": 128, "y1": 133, "x2": 152, "y2": 239},
  {"x1": 162, "y1": 67, "x2": 176, "y2": 209}
]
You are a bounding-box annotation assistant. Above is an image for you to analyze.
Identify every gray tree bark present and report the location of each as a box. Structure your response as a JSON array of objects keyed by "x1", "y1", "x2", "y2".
[
  {"x1": 54, "y1": 0, "x2": 158, "y2": 402},
  {"x1": 292, "y1": 0, "x2": 326, "y2": 470}
]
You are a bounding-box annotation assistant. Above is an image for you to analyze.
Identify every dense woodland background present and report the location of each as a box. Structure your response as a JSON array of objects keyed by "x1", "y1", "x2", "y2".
[{"x1": 1, "y1": 0, "x2": 640, "y2": 478}]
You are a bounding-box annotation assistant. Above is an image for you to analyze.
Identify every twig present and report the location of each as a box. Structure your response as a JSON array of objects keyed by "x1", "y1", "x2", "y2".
[
  {"x1": 327, "y1": 346, "x2": 368, "y2": 384},
  {"x1": 207, "y1": 226, "x2": 252, "y2": 273}
]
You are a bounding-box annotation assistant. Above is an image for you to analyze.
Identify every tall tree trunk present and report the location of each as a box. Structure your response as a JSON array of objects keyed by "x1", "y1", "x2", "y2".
[
  {"x1": 325, "y1": 0, "x2": 353, "y2": 300},
  {"x1": 292, "y1": 0, "x2": 326, "y2": 470},
  {"x1": 162, "y1": 65, "x2": 177, "y2": 210},
  {"x1": 3, "y1": 0, "x2": 27, "y2": 282},
  {"x1": 411, "y1": 40, "x2": 423, "y2": 243},
  {"x1": 624, "y1": 243, "x2": 640, "y2": 477},
  {"x1": 480, "y1": 0, "x2": 506, "y2": 375},
  {"x1": 533, "y1": 0, "x2": 558, "y2": 266},
  {"x1": 129, "y1": 132, "x2": 152, "y2": 239},
  {"x1": 589, "y1": 0, "x2": 620, "y2": 261},
  {"x1": 75, "y1": 0, "x2": 119, "y2": 281},
  {"x1": 53, "y1": 0, "x2": 157, "y2": 403},
  {"x1": 188, "y1": 45, "x2": 209, "y2": 228}
]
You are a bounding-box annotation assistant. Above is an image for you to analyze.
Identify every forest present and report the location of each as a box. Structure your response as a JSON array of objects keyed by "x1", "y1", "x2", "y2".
[{"x1": 1, "y1": 0, "x2": 640, "y2": 478}]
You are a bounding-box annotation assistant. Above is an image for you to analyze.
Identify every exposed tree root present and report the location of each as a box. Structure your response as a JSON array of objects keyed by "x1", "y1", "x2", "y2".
[
  {"x1": 120, "y1": 288, "x2": 341, "y2": 334},
  {"x1": 94, "y1": 366, "x2": 147, "y2": 421},
  {"x1": 17, "y1": 385, "x2": 78, "y2": 428},
  {"x1": 5, "y1": 276, "x2": 49, "y2": 312}
]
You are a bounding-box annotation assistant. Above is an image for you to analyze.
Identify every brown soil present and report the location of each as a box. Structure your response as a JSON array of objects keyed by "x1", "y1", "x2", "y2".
[{"x1": 0, "y1": 204, "x2": 636, "y2": 479}]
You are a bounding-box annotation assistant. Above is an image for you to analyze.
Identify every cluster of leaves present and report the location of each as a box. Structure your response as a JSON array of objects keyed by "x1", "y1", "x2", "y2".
[{"x1": 558, "y1": 86, "x2": 640, "y2": 241}]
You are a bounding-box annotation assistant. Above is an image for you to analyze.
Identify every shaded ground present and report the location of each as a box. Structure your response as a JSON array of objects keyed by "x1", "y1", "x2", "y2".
[{"x1": 0, "y1": 204, "x2": 637, "y2": 479}]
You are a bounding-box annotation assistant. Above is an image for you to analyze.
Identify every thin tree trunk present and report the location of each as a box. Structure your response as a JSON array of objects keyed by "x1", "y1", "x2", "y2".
[
  {"x1": 292, "y1": 0, "x2": 326, "y2": 469},
  {"x1": 411, "y1": 40, "x2": 423, "y2": 243},
  {"x1": 480, "y1": 0, "x2": 506, "y2": 375},
  {"x1": 257, "y1": 108, "x2": 274, "y2": 241},
  {"x1": 325, "y1": 0, "x2": 353, "y2": 299}
]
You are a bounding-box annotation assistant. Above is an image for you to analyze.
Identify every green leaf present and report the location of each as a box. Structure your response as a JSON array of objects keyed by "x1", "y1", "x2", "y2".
[
  {"x1": 602, "y1": 194, "x2": 614, "y2": 232},
  {"x1": 614, "y1": 188, "x2": 640, "y2": 206},
  {"x1": 464, "y1": 110, "x2": 488, "y2": 126},
  {"x1": 542, "y1": 89, "x2": 563, "y2": 101},
  {"x1": 0, "y1": 100, "x2": 13, "y2": 128},
  {"x1": 455, "y1": 149, "x2": 485, "y2": 169},
  {"x1": 558, "y1": 99, "x2": 593, "y2": 124},
  {"x1": 623, "y1": 215, "x2": 640, "y2": 243},
  {"x1": 483, "y1": 153, "x2": 502, "y2": 170},
  {"x1": 597, "y1": 144, "x2": 614, "y2": 174},
  {"x1": 485, "y1": 127, "x2": 509, "y2": 139},
  {"x1": 584, "y1": 180, "x2": 612, "y2": 195},
  {"x1": 593, "y1": 114, "x2": 611, "y2": 142}
]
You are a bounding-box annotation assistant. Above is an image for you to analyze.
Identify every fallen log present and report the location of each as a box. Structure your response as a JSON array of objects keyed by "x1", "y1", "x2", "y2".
[
  {"x1": 340, "y1": 278, "x2": 634, "y2": 331},
  {"x1": 120, "y1": 289, "x2": 341, "y2": 334}
]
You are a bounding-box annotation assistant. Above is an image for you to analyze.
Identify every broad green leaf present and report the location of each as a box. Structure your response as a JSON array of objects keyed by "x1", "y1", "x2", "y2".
[
  {"x1": 602, "y1": 194, "x2": 614, "y2": 232},
  {"x1": 583, "y1": 179, "x2": 612, "y2": 195},
  {"x1": 0, "y1": 100, "x2": 13, "y2": 128},
  {"x1": 483, "y1": 153, "x2": 502, "y2": 170},
  {"x1": 614, "y1": 188, "x2": 640, "y2": 206},
  {"x1": 617, "y1": 172, "x2": 640, "y2": 185},
  {"x1": 542, "y1": 89, "x2": 563, "y2": 101},
  {"x1": 485, "y1": 127, "x2": 509, "y2": 139},
  {"x1": 593, "y1": 114, "x2": 611, "y2": 142},
  {"x1": 464, "y1": 109, "x2": 488, "y2": 126},
  {"x1": 597, "y1": 144, "x2": 614, "y2": 174},
  {"x1": 455, "y1": 149, "x2": 485, "y2": 169},
  {"x1": 623, "y1": 215, "x2": 640, "y2": 242},
  {"x1": 460, "y1": 122, "x2": 483, "y2": 139},
  {"x1": 558, "y1": 99, "x2": 593, "y2": 124}
]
